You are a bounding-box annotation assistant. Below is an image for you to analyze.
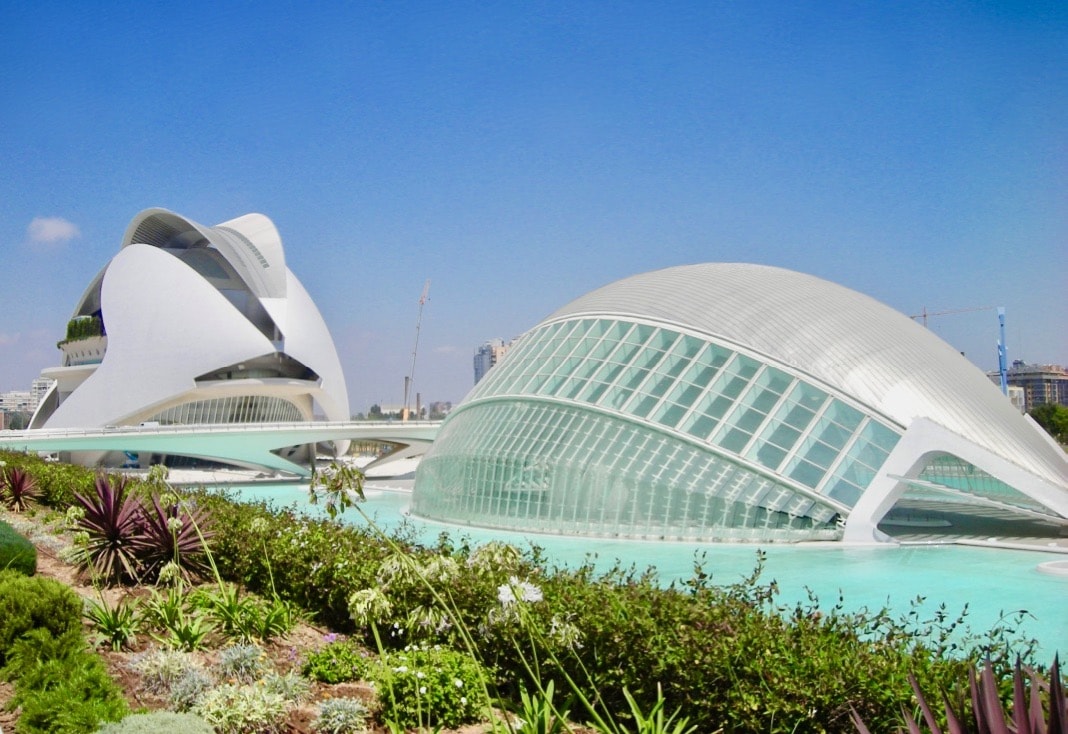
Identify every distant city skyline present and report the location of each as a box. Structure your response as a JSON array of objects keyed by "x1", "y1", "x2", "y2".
[{"x1": 2, "y1": 2, "x2": 1065, "y2": 413}]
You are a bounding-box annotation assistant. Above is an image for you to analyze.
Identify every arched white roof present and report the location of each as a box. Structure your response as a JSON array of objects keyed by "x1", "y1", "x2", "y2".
[
  {"x1": 121, "y1": 208, "x2": 287, "y2": 299},
  {"x1": 546, "y1": 263, "x2": 1068, "y2": 489}
]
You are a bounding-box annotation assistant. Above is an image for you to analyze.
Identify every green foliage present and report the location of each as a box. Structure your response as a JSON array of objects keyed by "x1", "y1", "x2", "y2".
[
  {"x1": 0, "y1": 519, "x2": 37, "y2": 575},
  {"x1": 0, "y1": 451, "x2": 92, "y2": 506},
  {"x1": 95, "y1": 711, "x2": 214, "y2": 734},
  {"x1": 192, "y1": 681, "x2": 291, "y2": 734},
  {"x1": 62, "y1": 315, "x2": 104, "y2": 343},
  {"x1": 514, "y1": 680, "x2": 571, "y2": 734},
  {"x1": 614, "y1": 685, "x2": 697, "y2": 734},
  {"x1": 313, "y1": 697, "x2": 371, "y2": 733},
  {"x1": 1030, "y1": 402, "x2": 1068, "y2": 444},
  {"x1": 84, "y1": 595, "x2": 140, "y2": 651},
  {"x1": 191, "y1": 582, "x2": 300, "y2": 643},
  {"x1": 193, "y1": 489, "x2": 390, "y2": 630},
  {"x1": 141, "y1": 585, "x2": 214, "y2": 651},
  {"x1": 261, "y1": 670, "x2": 312, "y2": 703},
  {"x1": 370, "y1": 644, "x2": 488, "y2": 730},
  {"x1": 0, "y1": 570, "x2": 83, "y2": 665},
  {"x1": 2, "y1": 628, "x2": 128, "y2": 734},
  {"x1": 302, "y1": 638, "x2": 374, "y2": 683}
]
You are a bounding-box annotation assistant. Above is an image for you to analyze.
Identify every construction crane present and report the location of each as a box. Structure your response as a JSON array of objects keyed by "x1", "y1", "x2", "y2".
[
  {"x1": 909, "y1": 304, "x2": 1009, "y2": 395},
  {"x1": 909, "y1": 305, "x2": 997, "y2": 328},
  {"x1": 402, "y1": 279, "x2": 431, "y2": 422}
]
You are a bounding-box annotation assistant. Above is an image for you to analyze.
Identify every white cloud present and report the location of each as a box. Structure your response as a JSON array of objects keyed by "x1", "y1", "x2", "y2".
[{"x1": 26, "y1": 216, "x2": 80, "y2": 245}]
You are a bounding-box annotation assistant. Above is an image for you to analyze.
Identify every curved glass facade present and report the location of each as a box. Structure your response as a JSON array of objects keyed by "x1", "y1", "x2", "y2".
[{"x1": 414, "y1": 317, "x2": 902, "y2": 541}]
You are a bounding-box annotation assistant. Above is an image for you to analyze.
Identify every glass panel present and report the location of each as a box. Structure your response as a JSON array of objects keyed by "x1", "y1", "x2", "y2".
[
  {"x1": 718, "y1": 427, "x2": 752, "y2": 453},
  {"x1": 764, "y1": 423, "x2": 802, "y2": 451},
  {"x1": 755, "y1": 366, "x2": 792, "y2": 395},
  {"x1": 801, "y1": 439, "x2": 838, "y2": 469},
  {"x1": 781, "y1": 404, "x2": 817, "y2": 431},
  {"x1": 824, "y1": 400, "x2": 863, "y2": 432},
  {"x1": 754, "y1": 441, "x2": 787, "y2": 471},
  {"x1": 649, "y1": 329, "x2": 679, "y2": 352},
  {"x1": 654, "y1": 402, "x2": 688, "y2": 428},
  {"x1": 811, "y1": 417, "x2": 853, "y2": 450},
  {"x1": 788, "y1": 459, "x2": 824, "y2": 489},
  {"x1": 733, "y1": 408, "x2": 768, "y2": 434},
  {"x1": 826, "y1": 479, "x2": 862, "y2": 505}
]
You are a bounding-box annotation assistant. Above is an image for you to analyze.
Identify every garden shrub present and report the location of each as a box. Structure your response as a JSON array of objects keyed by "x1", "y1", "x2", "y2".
[
  {"x1": 0, "y1": 451, "x2": 93, "y2": 507},
  {"x1": 216, "y1": 642, "x2": 270, "y2": 683},
  {"x1": 129, "y1": 647, "x2": 204, "y2": 695},
  {"x1": 192, "y1": 681, "x2": 290, "y2": 734},
  {"x1": 168, "y1": 669, "x2": 215, "y2": 711},
  {"x1": 5, "y1": 455, "x2": 1053, "y2": 734},
  {"x1": 0, "y1": 519, "x2": 36, "y2": 575},
  {"x1": 2, "y1": 628, "x2": 128, "y2": 734},
  {"x1": 261, "y1": 670, "x2": 312, "y2": 703},
  {"x1": 302, "y1": 638, "x2": 374, "y2": 683},
  {"x1": 193, "y1": 490, "x2": 392, "y2": 629},
  {"x1": 95, "y1": 711, "x2": 214, "y2": 734},
  {"x1": 313, "y1": 697, "x2": 371, "y2": 733},
  {"x1": 0, "y1": 570, "x2": 82, "y2": 664},
  {"x1": 369, "y1": 644, "x2": 489, "y2": 730}
]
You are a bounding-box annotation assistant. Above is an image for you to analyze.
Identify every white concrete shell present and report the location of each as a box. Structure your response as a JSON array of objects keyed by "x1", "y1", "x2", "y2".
[{"x1": 31, "y1": 208, "x2": 349, "y2": 467}]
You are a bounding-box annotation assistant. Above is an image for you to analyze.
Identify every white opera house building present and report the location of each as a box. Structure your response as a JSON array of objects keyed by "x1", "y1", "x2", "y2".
[{"x1": 30, "y1": 208, "x2": 350, "y2": 469}]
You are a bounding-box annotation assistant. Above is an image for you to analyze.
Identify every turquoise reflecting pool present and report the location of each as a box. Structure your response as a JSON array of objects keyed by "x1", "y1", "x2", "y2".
[{"x1": 223, "y1": 483, "x2": 1067, "y2": 659}]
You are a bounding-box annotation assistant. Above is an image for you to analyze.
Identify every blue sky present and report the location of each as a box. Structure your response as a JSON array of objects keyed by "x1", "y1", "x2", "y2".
[{"x1": 1, "y1": 1, "x2": 1065, "y2": 413}]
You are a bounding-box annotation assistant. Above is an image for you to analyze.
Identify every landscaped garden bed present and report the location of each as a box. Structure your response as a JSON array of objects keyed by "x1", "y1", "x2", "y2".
[{"x1": 0, "y1": 450, "x2": 1062, "y2": 734}]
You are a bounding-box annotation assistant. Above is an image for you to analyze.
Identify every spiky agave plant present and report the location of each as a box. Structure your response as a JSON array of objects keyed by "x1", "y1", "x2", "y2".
[
  {"x1": 852, "y1": 656, "x2": 1065, "y2": 734},
  {"x1": 73, "y1": 474, "x2": 146, "y2": 584},
  {"x1": 137, "y1": 494, "x2": 215, "y2": 583},
  {"x1": 0, "y1": 466, "x2": 41, "y2": 512}
]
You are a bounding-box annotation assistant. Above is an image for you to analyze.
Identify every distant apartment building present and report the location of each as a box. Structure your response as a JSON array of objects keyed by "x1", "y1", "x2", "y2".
[
  {"x1": 474, "y1": 338, "x2": 514, "y2": 384},
  {"x1": 1007, "y1": 385, "x2": 1026, "y2": 413},
  {"x1": 31, "y1": 377, "x2": 55, "y2": 408},
  {"x1": 1, "y1": 379, "x2": 55, "y2": 430},
  {"x1": 989, "y1": 361, "x2": 1068, "y2": 412},
  {"x1": 0, "y1": 390, "x2": 33, "y2": 413}
]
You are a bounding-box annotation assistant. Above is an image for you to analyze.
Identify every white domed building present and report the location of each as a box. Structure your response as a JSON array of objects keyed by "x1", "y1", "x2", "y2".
[
  {"x1": 414, "y1": 263, "x2": 1068, "y2": 543},
  {"x1": 31, "y1": 208, "x2": 350, "y2": 468}
]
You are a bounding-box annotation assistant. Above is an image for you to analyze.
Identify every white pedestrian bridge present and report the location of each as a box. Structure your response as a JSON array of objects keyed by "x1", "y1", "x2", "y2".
[{"x1": 0, "y1": 421, "x2": 442, "y2": 477}]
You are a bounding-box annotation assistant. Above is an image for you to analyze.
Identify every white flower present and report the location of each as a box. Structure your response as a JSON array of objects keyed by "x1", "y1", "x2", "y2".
[
  {"x1": 419, "y1": 686, "x2": 427, "y2": 694},
  {"x1": 454, "y1": 678, "x2": 464, "y2": 688},
  {"x1": 498, "y1": 575, "x2": 543, "y2": 606},
  {"x1": 416, "y1": 671, "x2": 425, "y2": 679},
  {"x1": 497, "y1": 583, "x2": 517, "y2": 606},
  {"x1": 518, "y1": 580, "x2": 543, "y2": 603}
]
